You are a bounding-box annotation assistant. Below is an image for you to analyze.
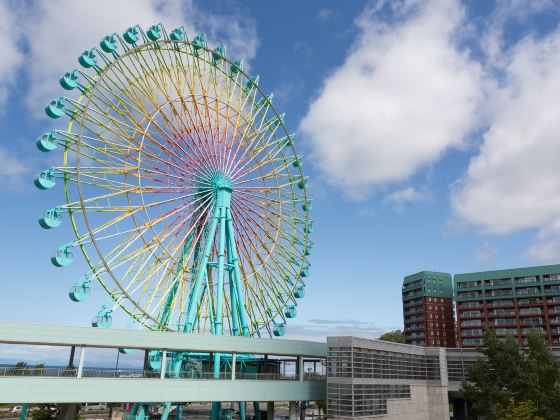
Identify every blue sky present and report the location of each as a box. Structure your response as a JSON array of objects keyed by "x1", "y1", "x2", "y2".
[{"x1": 1, "y1": 0, "x2": 560, "y2": 344}]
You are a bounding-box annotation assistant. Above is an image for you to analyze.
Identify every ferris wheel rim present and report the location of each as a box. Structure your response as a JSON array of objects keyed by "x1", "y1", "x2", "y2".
[{"x1": 45, "y1": 29, "x2": 311, "y2": 335}]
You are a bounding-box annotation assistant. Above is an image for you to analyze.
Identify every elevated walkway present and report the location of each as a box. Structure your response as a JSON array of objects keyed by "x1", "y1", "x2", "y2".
[{"x1": 0, "y1": 322, "x2": 326, "y2": 404}]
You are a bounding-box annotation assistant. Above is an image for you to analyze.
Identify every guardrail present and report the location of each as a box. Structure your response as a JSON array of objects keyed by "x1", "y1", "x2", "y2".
[{"x1": 0, "y1": 367, "x2": 326, "y2": 381}]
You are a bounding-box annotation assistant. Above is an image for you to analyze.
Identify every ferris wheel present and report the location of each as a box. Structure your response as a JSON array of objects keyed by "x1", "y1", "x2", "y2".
[{"x1": 35, "y1": 23, "x2": 312, "y2": 339}]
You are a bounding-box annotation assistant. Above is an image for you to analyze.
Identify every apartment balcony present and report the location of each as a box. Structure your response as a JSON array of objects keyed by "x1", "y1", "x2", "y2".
[
  {"x1": 457, "y1": 292, "x2": 483, "y2": 299},
  {"x1": 403, "y1": 307, "x2": 424, "y2": 316},
  {"x1": 460, "y1": 320, "x2": 482, "y2": 327},
  {"x1": 543, "y1": 274, "x2": 560, "y2": 282},
  {"x1": 487, "y1": 300, "x2": 514, "y2": 308},
  {"x1": 517, "y1": 298, "x2": 542, "y2": 306},
  {"x1": 495, "y1": 328, "x2": 517, "y2": 336},
  {"x1": 514, "y1": 276, "x2": 539, "y2": 284},
  {"x1": 485, "y1": 278, "x2": 513, "y2": 287},
  {"x1": 519, "y1": 308, "x2": 542, "y2": 315},
  {"x1": 405, "y1": 316, "x2": 425, "y2": 322},
  {"x1": 516, "y1": 287, "x2": 541, "y2": 296},
  {"x1": 486, "y1": 289, "x2": 513, "y2": 297},
  {"x1": 462, "y1": 338, "x2": 483, "y2": 346},
  {"x1": 461, "y1": 329, "x2": 483, "y2": 337},
  {"x1": 520, "y1": 317, "x2": 543, "y2": 326},
  {"x1": 544, "y1": 286, "x2": 560, "y2": 295},
  {"x1": 456, "y1": 281, "x2": 482, "y2": 289},
  {"x1": 521, "y1": 327, "x2": 545, "y2": 334},
  {"x1": 493, "y1": 319, "x2": 516, "y2": 326},
  {"x1": 459, "y1": 302, "x2": 482, "y2": 309},
  {"x1": 460, "y1": 311, "x2": 482, "y2": 319},
  {"x1": 403, "y1": 299, "x2": 424, "y2": 308},
  {"x1": 488, "y1": 310, "x2": 515, "y2": 317}
]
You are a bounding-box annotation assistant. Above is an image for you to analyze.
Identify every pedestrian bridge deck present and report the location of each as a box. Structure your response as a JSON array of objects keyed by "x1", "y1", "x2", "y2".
[{"x1": 0, "y1": 322, "x2": 326, "y2": 404}]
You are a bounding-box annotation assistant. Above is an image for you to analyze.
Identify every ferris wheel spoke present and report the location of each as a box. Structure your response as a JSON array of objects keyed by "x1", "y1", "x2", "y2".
[
  {"x1": 103, "y1": 199, "x2": 213, "y2": 310},
  {"x1": 151, "y1": 100, "x2": 220, "y2": 176},
  {"x1": 235, "y1": 204, "x2": 307, "y2": 265},
  {"x1": 232, "y1": 217, "x2": 292, "y2": 309},
  {"x1": 233, "y1": 206, "x2": 301, "y2": 290}
]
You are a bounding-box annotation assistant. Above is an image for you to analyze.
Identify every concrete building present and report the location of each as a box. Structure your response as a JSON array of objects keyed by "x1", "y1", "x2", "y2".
[
  {"x1": 455, "y1": 264, "x2": 560, "y2": 347},
  {"x1": 402, "y1": 271, "x2": 456, "y2": 347},
  {"x1": 326, "y1": 336, "x2": 480, "y2": 420},
  {"x1": 325, "y1": 336, "x2": 560, "y2": 419}
]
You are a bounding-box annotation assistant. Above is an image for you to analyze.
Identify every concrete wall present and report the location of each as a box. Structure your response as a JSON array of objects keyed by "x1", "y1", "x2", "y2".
[{"x1": 385, "y1": 384, "x2": 449, "y2": 420}]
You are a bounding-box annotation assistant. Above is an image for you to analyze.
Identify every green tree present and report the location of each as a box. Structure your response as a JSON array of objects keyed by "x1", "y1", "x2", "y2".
[
  {"x1": 315, "y1": 400, "x2": 326, "y2": 416},
  {"x1": 34, "y1": 363, "x2": 45, "y2": 376},
  {"x1": 31, "y1": 409, "x2": 58, "y2": 420},
  {"x1": 497, "y1": 398, "x2": 543, "y2": 420},
  {"x1": 7, "y1": 361, "x2": 28, "y2": 375},
  {"x1": 378, "y1": 330, "x2": 405, "y2": 343},
  {"x1": 462, "y1": 329, "x2": 560, "y2": 419}
]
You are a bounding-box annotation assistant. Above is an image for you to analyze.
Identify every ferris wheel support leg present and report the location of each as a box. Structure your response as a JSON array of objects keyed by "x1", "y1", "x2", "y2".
[
  {"x1": 253, "y1": 402, "x2": 261, "y2": 420},
  {"x1": 161, "y1": 403, "x2": 171, "y2": 420},
  {"x1": 183, "y1": 205, "x2": 220, "y2": 333},
  {"x1": 227, "y1": 238, "x2": 240, "y2": 336},
  {"x1": 211, "y1": 402, "x2": 222, "y2": 420},
  {"x1": 212, "y1": 207, "x2": 228, "y2": 420},
  {"x1": 175, "y1": 404, "x2": 183, "y2": 420},
  {"x1": 225, "y1": 208, "x2": 250, "y2": 336},
  {"x1": 239, "y1": 401, "x2": 246, "y2": 420}
]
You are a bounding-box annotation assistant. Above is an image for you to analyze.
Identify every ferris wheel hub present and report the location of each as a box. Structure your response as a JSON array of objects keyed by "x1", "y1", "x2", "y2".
[{"x1": 211, "y1": 172, "x2": 233, "y2": 208}]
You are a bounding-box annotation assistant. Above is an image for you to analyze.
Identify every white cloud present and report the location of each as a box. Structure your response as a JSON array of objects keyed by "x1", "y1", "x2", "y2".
[
  {"x1": 474, "y1": 240, "x2": 498, "y2": 262},
  {"x1": 385, "y1": 186, "x2": 427, "y2": 211},
  {"x1": 21, "y1": 0, "x2": 258, "y2": 111},
  {"x1": 0, "y1": 1, "x2": 23, "y2": 110},
  {"x1": 299, "y1": 0, "x2": 484, "y2": 198},
  {"x1": 525, "y1": 220, "x2": 560, "y2": 263},
  {"x1": 452, "y1": 28, "x2": 560, "y2": 236},
  {"x1": 284, "y1": 318, "x2": 389, "y2": 341},
  {"x1": 317, "y1": 9, "x2": 336, "y2": 22},
  {"x1": 0, "y1": 147, "x2": 29, "y2": 188}
]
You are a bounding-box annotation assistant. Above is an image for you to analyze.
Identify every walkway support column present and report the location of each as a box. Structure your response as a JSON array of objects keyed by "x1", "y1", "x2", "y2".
[
  {"x1": 77, "y1": 346, "x2": 86, "y2": 378},
  {"x1": 298, "y1": 356, "x2": 304, "y2": 381},
  {"x1": 267, "y1": 402, "x2": 274, "y2": 420},
  {"x1": 289, "y1": 401, "x2": 297, "y2": 420},
  {"x1": 160, "y1": 351, "x2": 167, "y2": 379},
  {"x1": 231, "y1": 352, "x2": 236, "y2": 380}
]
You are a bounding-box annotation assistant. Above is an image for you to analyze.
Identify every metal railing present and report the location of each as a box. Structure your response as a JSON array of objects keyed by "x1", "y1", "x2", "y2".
[{"x1": 0, "y1": 367, "x2": 326, "y2": 381}]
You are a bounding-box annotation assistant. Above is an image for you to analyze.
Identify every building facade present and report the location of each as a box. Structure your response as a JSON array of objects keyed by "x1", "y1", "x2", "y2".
[
  {"x1": 455, "y1": 264, "x2": 560, "y2": 347},
  {"x1": 327, "y1": 337, "x2": 450, "y2": 420},
  {"x1": 402, "y1": 271, "x2": 456, "y2": 347}
]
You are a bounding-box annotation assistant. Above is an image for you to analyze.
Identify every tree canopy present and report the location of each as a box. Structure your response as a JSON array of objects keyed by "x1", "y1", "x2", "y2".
[
  {"x1": 378, "y1": 330, "x2": 405, "y2": 343},
  {"x1": 462, "y1": 329, "x2": 560, "y2": 419}
]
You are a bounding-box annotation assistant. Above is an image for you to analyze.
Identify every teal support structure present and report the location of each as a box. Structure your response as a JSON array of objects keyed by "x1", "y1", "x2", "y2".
[
  {"x1": 239, "y1": 401, "x2": 246, "y2": 420},
  {"x1": 253, "y1": 402, "x2": 261, "y2": 420},
  {"x1": 20, "y1": 404, "x2": 28, "y2": 420}
]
